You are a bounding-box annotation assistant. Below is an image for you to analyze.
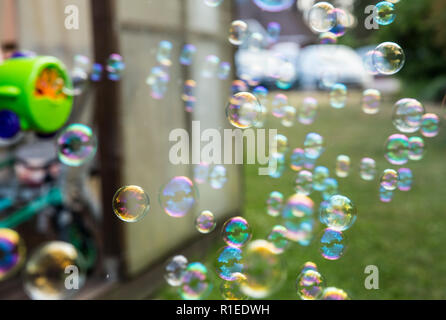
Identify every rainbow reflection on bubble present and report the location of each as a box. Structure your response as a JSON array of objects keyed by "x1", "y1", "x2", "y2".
[
  {"x1": 179, "y1": 262, "x2": 212, "y2": 300},
  {"x1": 319, "y1": 228, "x2": 347, "y2": 261},
  {"x1": 281, "y1": 194, "x2": 314, "y2": 242},
  {"x1": 360, "y1": 157, "x2": 376, "y2": 181},
  {"x1": 196, "y1": 210, "x2": 216, "y2": 234},
  {"x1": 295, "y1": 170, "x2": 313, "y2": 196},
  {"x1": 106, "y1": 53, "x2": 125, "y2": 81},
  {"x1": 375, "y1": 1, "x2": 396, "y2": 26},
  {"x1": 421, "y1": 113, "x2": 440, "y2": 138},
  {"x1": 336, "y1": 155, "x2": 350, "y2": 178},
  {"x1": 362, "y1": 89, "x2": 381, "y2": 114},
  {"x1": 156, "y1": 41, "x2": 172, "y2": 66},
  {"x1": 165, "y1": 255, "x2": 188, "y2": 287},
  {"x1": 380, "y1": 169, "x2": 398, "y2": 191},
  {"x1": 307, "y1": 2, "x2": 336, "y2": 33},
  {"x1": 321, "y1": 287, "x2": 349, "y2": 300},
  {"x1": 222, "y1": 217, "x2": 252, "y2": 248},
  {"x1": 57, "y1": 124, "x2": 97, "y2": 167},
  {"x1": 180, "y1": 44, "x2": 196, "y2": 66},
  {"x1": 290, "y1": 148, "x2": 305, "y2": 171},
  {"x1": 215, "y1": 246, "x2": 243, "y2": 281},
  {"x1": 194, "y1": 162, "x2": 210, "y2": 184},
  {"x1": 322, "y1": 178, "x2": 339, "y2": 201},
  {"x1": 204, "y1": 0, "x2": 223, "y2": 7},
  {"x1": 267, "y1": 191, "x2": 284, "y2": 217},
  {"x1": 398, "y1": 168, "x2": 413, "y2": 192},
  {"x1": 267, "y1": 225, "x2": 289, "y2": 254},
  {"x1": 209, "y1": 165, "x2": 227, "y2": 189},
  {"x1": 380, "y1": 185, "x2": 394, "y2": 203},
  {"x1": 304, "y1": 133, "x2": 324, "y2": 160},
  {"x1": 385, "y1": 134, "x2": 409, "y2": 165},
  {"x1": 146, "y1": 66, "x2": 170, "y2": 100},
  {"x1": 159, "y1": 176, "x2": 197, "y2": 218},
  {"x1": 299, "y1": 97, "x2": 318, "y2": 125},
  {"x1": 392, "y1": 98, "x2": 425, "y2": 133},
  {"x1": 0, "y1": 229, "x2": 25, "y2": 281},
  {"x1": 373, "y1": 42, "x2": 405, "y2": 75},
  {"x1": 220, "y1": 272, "x2": 248, "y2": 300},
  {"x1": 252, "y1": 0, "x2": 294, "y2": 12},
  {"x1": 301, "y1": 261, "x2": 318, "y2": 274},
  {"x1": 226, "y1": 92, "x2": 263, "y2": 129},
  {"x1": 112, "y1": 185, "x2": 150, "y2": 222},
  {"x1": 319, "y1": 195, "x2": 356, "y2": 231},
  {"x1": 330, "y1": 83, "x2": 347, "y2": 109},
  {"x1": 267, "y1": 22, "x2": 281, "y2": 43},
  {"x1": 229, "y1": 20, "x2": 248, "y2": 46},
  {"x1": 296, "y1": 269, "x2": 325, "y2": 300},
  {"x1": 408, "y1": 136, "x2": 425, "y2": 161},
  {"x1": 313, "y1": 166, "x2": 329, "y2": 192}
]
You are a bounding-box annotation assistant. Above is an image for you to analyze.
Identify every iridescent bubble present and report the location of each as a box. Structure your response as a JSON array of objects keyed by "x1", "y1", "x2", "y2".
[
  {"x1": 275, "y1": 60, "x2": 296, "y2": 90},
  {"x1": 240, "y1": 240, "x2": 286, "y2": 299},
  {"x1": 180, "y1": 44, "x2": 196, "y2": 66},
  {"x1": 301, "y1": 261, "x2": 318, "y2": 274},
  {"x1": 307, "y1": 2, "x2": 336, "y2": 33},
  {"x1": 204, "y1": 0, "x2": 223, "y2": 7},
  {"x1": 330, "y1": 83, "x2": 347, "y2": 109},
  {"x1": 220, "y1": 273, "x2": 248, "y2": 300},
  {"x1": 267, "y1": 22, "x2": 281, "y2": 43},
  {"x1": 74, "y1": 54, "x2": 90, "y2": 70},
  {"x1": 290, "y1": 148, "x2": 306, "y2": 171},
  {"x1": 215, "y1": 246, "x2": 243, "y2": 281},
  {"x1": 156, "y1": 41, "x2": 173, "y2": 67},
  {"x1": 313, "y1": 166, "x2": 330, "y2": 192},
  {"x1": 24, "y1": 242, "x2": 85, "y2": 300},
  {"x1": 202, "y1": 55, "x2": 220, "y2": 78},
  {"x1": 231, "y1": 80, "x2": 249, "y2": 95},
  {"x1": 194, "y1": 162, "x2": 210, "y2": 184},
  {"x1": 296, "y1": 269, "x2": 325, "y2": 300},
  {"x1": 328, "y1": 8, "x2": 350, "y2": 37},
  {"x1": 373, "y1": 42, "x2": 405, "y2": 75},
  {"x1": 299, "y1": 97, "x2": 318, "y2": 125},
  {"x1": 360, "y1": 157, "x2": 376, "y2": 181},
  {"x1": 159, "y1": 176, "x2": 197, "y2": 218},
  {"x1": 218, "y1": 62, "x2": 231, "y2": 80},
  {"x1": 112, "y1": 185, "x2": 150, "y2": 222},
  {"x1": 375, "y1": 1, "x2": 396, "y2": 26},
  {"x1": 272, "y1": 93, "x2": 288, "y2": 118},
  {"x1": 408, "y1": 136, "x2": 425, "y2": 161},
  {"x1": 267, "y1": 191, "x2": 284, "y2": 217},
  {"x1": 229, "y1": 20, "x2": 248, "y2": 46},
  {"x1": 281, "y1": 106, "x2": 296, "y2": 127},
  {"x1": 182, "y1": 79, "x2": 196, "y2": 101},
  {"x1": 321, "y1": 287, "x2": 349, "y2": 300},
  {"x1": 68, "y1": 66, "x2": 88, "y2": 96},
  {"x1": 254, "y1": 104, "x2": 268, "y2": 128},
  {"x1": 90, "y1": 63, "x2": 103, "y2": 82},
  {"x1": 222, "y1": 217, "x2": 252, "y2": 248},
  {"x1": 380, "y1": 169, "x2": 398, "y2": 191},
  {"x1": 274, "y1": 134, "x2": 288, "y2": 154},
  {"x1": 295, "y1": 170, "x2": 313, "y2": 195},
  {"x1": 146, "y1": 66, "x2": 170, "y2": 100},
  {"x1": 363, "y1": 50, "x2": 379, "y2": 75},
  {"x1": 385, "y1": 134, "x2": 409, "y2": 165},
  {"x1": 398, "y1": 168, "x2": 413, "y2": 192},
  {"x1": 0, "y1": 229, "x2": 25, "y2": 281},
  {"x1": 319, "y1": 228, "x2": 347, "y2": 261},
  {"x1": 319, "y1": 195, "x2": 357, "y2": 231},
  {"x1": 421, "y1": 113, "x2": 440, "y2": 138},
  {"x1": 57, "y1": 124, "x2": 97, "y2": 167},
  {"x1": 179, "y1": 262, "x2": 212, "y2": 300},
  {"x1": 281, "y1": 194, "x2": 314, "y2": 242},
  {"x1": 392, "y1": 98, "x2": 425, "y2": 133},
  {"x1": 226, "y1": 92, "x2": 263, "y2": 129},
  {"x1": 209, "y1": 165, "x2": 227, "y2": 189},
  {"x1": 336, "y1": 155, "x2": 350, "y2": 178},
  {"x1": 253, "y1": 85, "x2": 268, "y2": 106},
  {"x1": 165, "y1": 255, "x2": 188, "y2": 287},
  {"x1": 252, "y1": 0, "x2": 294, "y2": 12},
  {"x1": 106, "y1": 53, "x2": 125, "y2": 81},
  {"x1": 304, "y1": 133, "x2": 324, "y2": 160},
  {"x1": 269, "y1": 153, "x2": 286, "y2": 179},
  {"x1": 322, "y1": 178, "x2": 338, "y2": 201},
  {"x1": 267, "y1": 225, "x2": 289, "y2": 254},
  {"x1": 319, "y1": 32, "x2": 337, "y2": 44},
  {"x1": 196, "y1": 210, "x2": 216, "y2": 234},
  {"x1": 380, "y1": 185, "x2": 394, "y2": 203},
  {"x1": 362, "y1": 89, "x2": 381, "y2": 115}
]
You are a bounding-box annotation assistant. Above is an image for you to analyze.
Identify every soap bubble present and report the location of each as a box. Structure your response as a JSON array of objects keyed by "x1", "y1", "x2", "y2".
[
  {"x1": 267, "y1": 191, "x2": 284, "y2": 217},
  {"x1": 290, "y1": 148, "x2": 306, "y2": 171},
  {"x1": 330, "y1": 83, "x2": 347, "y2": 109},
  {"x1": 313, "y1": 166, "x2": 330, "y2": 192},
  {"x1": 23, "y1": 242, "x2": 86, "y2": 300},
  {"x1": 165, "y1": 255, "x2": 188, "y2": 287},
  {"x1": 215, "y1": 246, "x2": 243, "y2": 281},
  {"x1": 304, "y1": 133, "x2": 324, "y2": 160},
  {"x1": 180, "y1": 44, "x2": 196, "y2": 66},
  {"x1": 252, "y1": 0, "x2": 294, "y2": 12},
  {"x1": 380, "y1": 185, "x2": 394, "y2": 203},
  {"x1": 57, "y1": 124, "x2": 97, "y2": 167},
  {"x1": 322, "y1": 178, "x2": 339, "y2": 201},
  {"x1": 159, "y1": 176, "x2": 197, "y2": 218},
  {"x1": 281, "y1": 194, "x2": 314, "y2": 242},
  {"x1": 194, "y1": 162, "x2": 210, "y2": 184},
  {"x1": 0, "y1": 229, "x2": 26, "y2": 281},
  {"x1": 301, "y1": 261, "x2": 319, "y2": 274},
  {"x1": 182, "y1": 80, "x2": 196, "y2": 101},
  {"x1": 229, "y1": 20, "x2": 248, "y2": 45},
  {"x1": 319, "y1": 195, "x2": 357, "y2": 231},
  {"x1": 295, "y1": 170, "x2": 313, "y2": 195},
  {"x1": 156, "y1": 41, "x2": 173, "y2": 67},
  {"x1": 319, "y1": 32, "x2": 337, "y2": 44},
  {"x1": 321, "y1": 287, "x2": 349, "y2": 300},
  {"x1": 240, "y1": 240, "x2": 286, "y2": 298},
  {"x1": 253, "y1": 85, "x2": 269, "y2": 106},
  {"x1": 362, "y1": 89, "x2": 381, "y2": 114},
  {"x1": 218, "y1": 62, "x2": 231, "y2": 80},
  {"x1": 360, "y1": 157, "x2": 376, "y2": 181},
  {"x1": 106, "y1": 53, "x2": 125, "y2": 81},
  {"x1": 398, "y1": 168, "x2": 413, "y2": 192},
  {"x1": 91, "y1": 63, "x2": 103, "y2": 82},
  {"x1": 196, "y1": 210, "x2": 216, "y2": 234},
  {"x1": 281, "y1": 106, "x2": 297, "y2": 127},
  {"x1": 222, "y1": 217, "x2": 252, "y2": 248},
  {"x1": 408, "y1": 136, "x2": 425, "y2": 161},
  {"x1": 319, "y1": 228, "x2": 347, "y2": 260},
  {"x1": 204, "y1": 0, "x2": 223, "y2": 7},
  {"x1": 363, "y1": 50, "x2": 379, "y2": 75},
  {"x1": 267, "y1": 225, "x2": 289, "y2": 254},
  {"x1": 269, "y1": 153, "x2": 286, "y2": 178},
  {"x1": 146, "y1": 66, "x2": 170, "y2": 100},
  {"x1": 179, "y1": 262, "x2": 212, "y2": 300},
  {"x1": 220, "y1": 273, "x2": 248, "y2": 300},
  {"x1": 373, "y1": 42, "x2": 405, "y2": 75},
  {"x1": 231, "y1": 80, "x2": 249, "y2": 95},
  {"x1": 375, "y1": 1, "x2": 396, "y2": 26},
  {"x1": 299, "y1": 97, "x2": 318, "y2": 125},
  {"x1": 392, "y1": 98, "x2": 425, "y2": 133},
  {"x1": 226, "y1": 92, "x2": 263, "y2": 129},
  {"x1": 267, "y1": 22, "x2": 281, "y2": 43},
  {"x1": 296, "y1": 269, "x2": 325, "y2": 300},
  {"x1": 385, "y1": 134, "x2": 409, "y2": 165},
  {"x1": 272, "y1": 93, "x2": 288, "y2": 118},
  {"x1": 209, "y1": 165, "x2": 227, "y2": 189},
  {"x1": 328, "y1": 8, "x2": 350, "y2": 37},
  {"x1": 307, "y1": 2, "x2": 336, "y2": 33},
  {"x1": 112, "y1": 185, "x2": 150, "y2": 222},
  {"x1": 202, "y1": 55, "x2": 220, "y2": 78},
  {"x1": 274, "y1": 134, "x2": 288, "y2": 154},
  {"x1": 275, "y1": 60, "x2": 296, "y2": 90},
  {"x1": 421, "y1": 113, "x2": 440, "y2": 138},
  {"x1": 336, "y1": 155, "x2": 350, "y2": 178},
  {"x1": 380, "y1": 169, "x2": 398, "y2": 191}
]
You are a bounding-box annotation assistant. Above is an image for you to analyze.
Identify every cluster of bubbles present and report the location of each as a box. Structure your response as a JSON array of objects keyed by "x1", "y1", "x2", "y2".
[{"x1": 194, "y1": 163, "x2": 228, "y2": 189}]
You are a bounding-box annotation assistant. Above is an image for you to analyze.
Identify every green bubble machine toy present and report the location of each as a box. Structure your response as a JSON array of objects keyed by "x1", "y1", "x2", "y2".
[{"x1": 0, "y1": 56, "x2": 73, "y2": 139}]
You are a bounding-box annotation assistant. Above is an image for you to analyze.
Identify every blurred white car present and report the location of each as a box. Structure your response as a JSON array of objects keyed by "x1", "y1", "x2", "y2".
[{"x1": 297, "y1": 45, "x2": 373, "y2": 89}]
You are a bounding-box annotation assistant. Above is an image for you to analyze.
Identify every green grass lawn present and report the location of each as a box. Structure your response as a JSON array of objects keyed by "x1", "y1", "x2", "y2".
[{"x1": 159, "y1": 90, "x2": 446, "y2": 300}]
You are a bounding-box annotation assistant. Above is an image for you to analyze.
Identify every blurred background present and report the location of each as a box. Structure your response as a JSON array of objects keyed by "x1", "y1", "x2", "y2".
[{"x1": 0, "y1": 0, "x2": 445, "y2": 300}]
